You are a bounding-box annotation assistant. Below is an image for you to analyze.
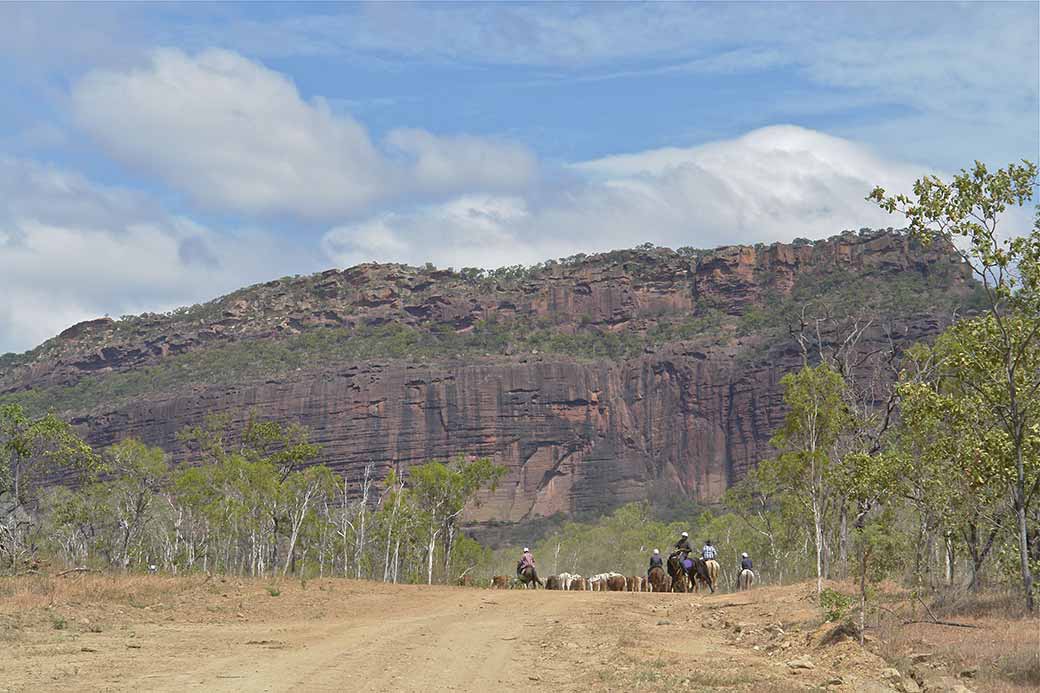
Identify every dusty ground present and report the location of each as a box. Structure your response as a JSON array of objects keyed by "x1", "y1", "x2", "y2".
[{"x1": 0, "y1": 575, "x2": 1035, "y2": 692}]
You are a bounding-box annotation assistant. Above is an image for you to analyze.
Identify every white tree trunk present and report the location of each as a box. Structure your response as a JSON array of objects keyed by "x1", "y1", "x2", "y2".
[{"x1": 356, "y1": 462, "x2": 372, "y2": 579}]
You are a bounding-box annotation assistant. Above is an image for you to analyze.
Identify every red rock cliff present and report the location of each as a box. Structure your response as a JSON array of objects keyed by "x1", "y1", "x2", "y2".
[{"x1": 0, "y1": 230, "x2": 974, "y2": 520}]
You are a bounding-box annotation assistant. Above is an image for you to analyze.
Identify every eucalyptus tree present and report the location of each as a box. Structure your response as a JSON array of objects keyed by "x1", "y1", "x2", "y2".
[
  {"x1": 0, "y1": 403, "x2": 97, "y2": 569},
  {"x1": 871, "y1": 160, "x2": 1039, "y2": 610},
  {"x1": 406, "y1": 456, "x2": 505, "y2": 584},
  {"x1": 767, "y1": 363, "x2": 855, "y2": 595},
  {"x1": 103, "y1": 439, "x2": 169, "y2": 570}
]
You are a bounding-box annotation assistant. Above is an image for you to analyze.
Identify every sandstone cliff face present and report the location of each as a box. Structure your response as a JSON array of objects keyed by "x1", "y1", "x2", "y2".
[{"x1": 1, "y1": 230, "x2": 973, "y2": 520}]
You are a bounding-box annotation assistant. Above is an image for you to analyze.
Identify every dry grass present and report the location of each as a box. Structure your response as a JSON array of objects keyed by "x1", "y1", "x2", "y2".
[
  {"x1": 0, "y1": 573, "x2": 211, "y2": 613},
  {"x1": 603, "y1": 653, "x2": 760, "y2": 691},
  {"x1": 927, "y1": 588, "x2": 1026, "y2": 620},
  {"x1": 0, "y1": 572, "x2": 337, "y2": 645},
  {"x1": 744, "y1": 581, "x2": 1040, "y2": 693},
  {"x1": 876, "y1": 608, "x2": 1039, "y2": 693}
]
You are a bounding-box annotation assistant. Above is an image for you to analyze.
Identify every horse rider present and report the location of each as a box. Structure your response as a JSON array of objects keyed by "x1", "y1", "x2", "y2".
[
  {"x1": 701, "y1": 539, "x2": 718, "y2": 563},
  {"x1": 647, "y1": 548, "x2": 664, "y2": 579},
  {"x1": 672, "y1": 531, "x2": 693, "y2": 560},
  {"x1": 737, "y1": 552, "x2": 755, "y2": 590},
  {"x1": 517, "y1": 546, "x2": 535, "y2": 576}
]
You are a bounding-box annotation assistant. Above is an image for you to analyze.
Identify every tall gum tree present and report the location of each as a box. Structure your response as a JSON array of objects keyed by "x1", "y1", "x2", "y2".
[
  {"x1": 870, "y1": 160, "x2": 1040, "y2": 611},
  {"x1": 405, "y1": 456, "x2": 505, "y2": 585},
  {"x1": 768, "y1": 363, "x2": 854, "y2": 595}
]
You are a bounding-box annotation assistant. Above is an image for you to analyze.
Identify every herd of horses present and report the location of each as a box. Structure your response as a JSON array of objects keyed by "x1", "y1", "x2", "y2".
[{"x1": 486, "y1": 556, "x2": 755, "y2": 593}]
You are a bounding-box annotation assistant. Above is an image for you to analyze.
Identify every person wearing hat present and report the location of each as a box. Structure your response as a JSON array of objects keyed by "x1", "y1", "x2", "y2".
[
  {"x1": 737, "y1": 552, "x2": 755, "y2": 590},
  {"x1": 516, "y1": 546, "x2": 535, "y2": 576},
  {"x1": 674, "y1": 531, "x2": 692, "y2": 556},
  {"x1": 647, "y1": 548, "x2": 664, "y2": 579},
  {"x1": 700, "y1": 539, "x2": 720, "y2": 591},
  {"x1": 671, "y1": 531, "x2": 693, "y2": 566}
]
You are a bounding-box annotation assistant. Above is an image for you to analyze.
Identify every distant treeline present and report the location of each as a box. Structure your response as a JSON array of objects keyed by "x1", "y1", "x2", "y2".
[{"x1": 0, "y1": 410, "x2": 507, "y2": 585}]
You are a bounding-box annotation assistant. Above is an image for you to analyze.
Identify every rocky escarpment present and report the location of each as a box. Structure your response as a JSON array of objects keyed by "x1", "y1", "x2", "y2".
[{"x1": 0, "y1": 230, "x2": 976, "y2": 520}]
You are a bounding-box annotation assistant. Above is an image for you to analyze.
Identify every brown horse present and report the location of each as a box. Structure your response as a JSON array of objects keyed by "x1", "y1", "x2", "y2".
[
  {"x1": 517, "y1": 565, "x2": 543, "y2": 589},
  {"x1": 688, "y1": 557, "x2": 714, "y2": 593},
  {"x1": 647, "y1": 566, "x2": 668, "y2": 593},
  {"x1": 490, "y1": 575, "x2": 510, "y2": 589},
  {"x1": 667, "y1": 554, "x2": 690, "y2": 592},
  {"x1": 606, "y1": 575, "x2": 627, "y2": 591},
  {"x1": 670, "y1": 554, "x2": 715, "y2": 593},
  {"x1": 569, "y1": 576, "x2": 587, "y2": 591},
  {"x1": 545, "y1": 575, "x2": 561, "y2": 590}
]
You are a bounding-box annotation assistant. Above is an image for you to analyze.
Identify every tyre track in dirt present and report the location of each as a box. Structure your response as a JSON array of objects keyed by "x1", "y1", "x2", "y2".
[{"x1": 127, "y1": 590, "x2": 581, "y2": 692}]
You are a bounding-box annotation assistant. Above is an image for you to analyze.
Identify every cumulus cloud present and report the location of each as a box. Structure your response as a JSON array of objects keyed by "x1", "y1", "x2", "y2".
[
  {"x1": 0, "y1": 157, "x2": 318, "y2": 354},
  {"x1": 72, "y1": 49, "x2": 388, "y2": 219},
  {"x1": 71, "y1": 49, "x2": 538, "y2": 220},
  {"x1": 321, "y1": 125, "x2": 934, "y2": 269}
]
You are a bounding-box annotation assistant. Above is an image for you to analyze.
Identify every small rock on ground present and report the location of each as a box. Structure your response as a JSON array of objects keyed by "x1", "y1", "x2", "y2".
[{"x1": 786, "y1": 655, "x2": 815, "y2": 670}]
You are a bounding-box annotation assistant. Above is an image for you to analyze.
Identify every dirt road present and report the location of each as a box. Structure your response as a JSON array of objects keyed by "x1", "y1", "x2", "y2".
[
  {"x1": 1, "y1": 577, "x2": 1013, "y2": 692},
  {"x1": 135, "y1": 587, "x2": 573, "y2": 692}
]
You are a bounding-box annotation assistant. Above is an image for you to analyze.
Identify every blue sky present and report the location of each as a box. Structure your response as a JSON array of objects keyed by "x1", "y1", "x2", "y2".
[{"x1": 0, "y1": 2, "x2": 1037, "y2": 354}]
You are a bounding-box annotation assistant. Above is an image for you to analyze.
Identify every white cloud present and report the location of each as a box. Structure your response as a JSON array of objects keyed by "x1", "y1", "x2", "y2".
[
  {"x1": 322, "y1": 125, "x2": 934, "y2": 270},
  {"x1": 0, "y1": 157, "x2": 318, "y2": 354},
  {"x1": 323, "y1": 194, "x2": 534, "y2": 268},
  {"x1": 386, "y1": 129, "x2": 537, "y2": 195},
  {"x1": 71, "y1": 49, "x2": 538, "y2": 220},
  {"x1": 72, "y1": 48, "x2": 388, "y2": 219}
]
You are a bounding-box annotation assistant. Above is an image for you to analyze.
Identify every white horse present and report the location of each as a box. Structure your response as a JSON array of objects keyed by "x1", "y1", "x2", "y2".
[{"x1": 737, "y1": 569, "x2": 755, "y2": 591}]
